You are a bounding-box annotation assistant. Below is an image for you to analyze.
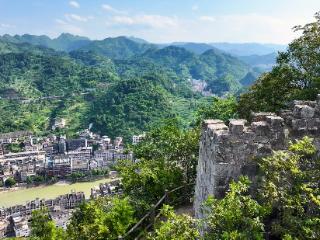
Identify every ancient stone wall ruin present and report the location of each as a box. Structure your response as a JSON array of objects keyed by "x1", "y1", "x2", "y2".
[{"x1": 194, "y1": 95, "x2": 320, "y2": 219}]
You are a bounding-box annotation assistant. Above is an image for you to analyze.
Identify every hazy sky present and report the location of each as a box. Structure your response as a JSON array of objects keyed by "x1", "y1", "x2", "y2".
[{"x1": 0, "y1": 0, "x2": 319, "y2": 44}]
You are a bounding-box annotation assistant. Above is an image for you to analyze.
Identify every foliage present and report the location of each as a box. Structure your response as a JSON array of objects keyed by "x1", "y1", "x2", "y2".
[
  {"x1": 203, "y1": 176, "x2": 269, "y2": 240},
  {"x1": 148, "y1": 205, "x2": 200, "y2": 240},
  {"x1": 26, "y1": 175, "x2": 45, "y2": 185},
  {"x1": 133, "y1": 118, "x2": 199, "y2": 184},
  {"x1": 4, "y1": 177, "x2": 16, "y2": 188},
  {"x1": 90, "y1": 77, "x2": 173, "y2": 141},
  {"x1": 257, "y1": 137, "x2": 320, "y2": 239},
  {"x1": 117, "y1": 158, "x2": 184, "y2": 207},
  {"x1": 30, "y1": 208, "x2": 66, "y2": 240},
  {"x1": 195, "y1": 96, "x2": 238, "y2": 124},
  {"x1": 4, "y1": 143, "x2": 23, "y2": 153},
  {"x1": 69, "y1": 171, "x2": 86, "y2": 182},
  {"x1": 67, "y1": 197, "x2": 136, "y2": 240},
  {"x1": 238, "y1": 12, "x2": 320, "y2": 118}
]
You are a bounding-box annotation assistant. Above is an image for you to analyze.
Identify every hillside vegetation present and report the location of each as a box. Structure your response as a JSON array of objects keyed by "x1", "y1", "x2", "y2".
[{"x1": 0, "y1": 34, "x2": 259, "y2": 139}]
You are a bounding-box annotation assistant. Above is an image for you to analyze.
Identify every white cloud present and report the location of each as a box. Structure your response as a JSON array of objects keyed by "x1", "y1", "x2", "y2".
[
  {"x1": 111, "y1": 16, "x2": 134, "y2": 25},
  {"x1": 0, "y1": 23, "x2": 14, "y2": 28},
  {"x1": 102, "y1": 4, "x2": 126, "y2": 14},
  {"x1": 199, "y1": 16, "x2": 216, "y2": 22},
  {"x1": 55, "y1": 18, "x2": 83, "y2": 34},
  {"x1": 192, "y1": 5, "x2": 199, "y2": 11},
  {"x1": 65, "y1": 14, "x2": 92, "y2": 22},
  {"x1": 69, "y1": 1, "x2": 80, "y2": 8},
  {"x1": 110, "y1": 15, "x2": 179, "y2": 29}
]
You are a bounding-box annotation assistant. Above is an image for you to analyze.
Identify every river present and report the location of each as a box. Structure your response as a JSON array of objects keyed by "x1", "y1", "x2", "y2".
[{"x1": 0, "y1": 178, "x2": 114, "y2": 208}]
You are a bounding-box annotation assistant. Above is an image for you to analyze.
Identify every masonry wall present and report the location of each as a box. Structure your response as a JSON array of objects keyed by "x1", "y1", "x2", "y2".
[{"x1": 194, "y1": 95, "x2": 320, "y2": 219}]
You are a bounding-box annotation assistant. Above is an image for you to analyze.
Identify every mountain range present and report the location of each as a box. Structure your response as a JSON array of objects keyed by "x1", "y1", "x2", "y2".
[
  {"x1": 0, "y1": 33, "x2": 283, "y2": 139},
  {"x1": 0, "y1": 33, "x2": 286, "y2": 69}
]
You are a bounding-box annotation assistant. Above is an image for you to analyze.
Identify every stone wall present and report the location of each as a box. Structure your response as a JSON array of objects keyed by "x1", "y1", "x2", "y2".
[{"x1": 194, "y1": 95, "x2": 320, "y2": 219}]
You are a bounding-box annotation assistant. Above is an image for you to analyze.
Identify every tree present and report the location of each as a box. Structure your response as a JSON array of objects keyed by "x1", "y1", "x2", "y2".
[
  {"x1": 195, "y1": 96, "x2": 238, "y2": 124},
  {"x1": 238, "y1": 12, "x2": 320, "y2": 118},
  {"x1": 30, "y1": 208, "x2": 66, "y2": 240},
  {"x1": 257, "y1": 137, "x2": 320, "y2": 239},
  {"x1": 4, "y1": 177, "x2": 16, "y2": 188},
  {"x1": 203, "y1": 176, "x2": 269, "y2": 240},
  {"x1": 148, "y1": 205, "x2": 200, "y2": 240},
  {"x1": 67, "y1": 197, "x2": 136, "y2": 240},
  {"x1": 117, "y1": 158, "x2": 184, "y2": 207},
  {"x1": 133, "y1": 118, "x2": 199, "y2": 184}
]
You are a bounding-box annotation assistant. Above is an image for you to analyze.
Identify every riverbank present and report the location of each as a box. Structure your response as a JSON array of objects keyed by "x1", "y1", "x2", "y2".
[{"x1": 0, "y1": 177, "x2": 116, "y2": 208}]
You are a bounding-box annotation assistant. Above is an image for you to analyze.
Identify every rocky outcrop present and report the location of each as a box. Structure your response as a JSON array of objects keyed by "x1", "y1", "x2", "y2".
[{"x1": 194, "y1": 95, "x2": 320, "y2": 219}]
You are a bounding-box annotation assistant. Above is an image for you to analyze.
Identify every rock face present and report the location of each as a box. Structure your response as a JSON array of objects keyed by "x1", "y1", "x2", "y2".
[{"x1": 194, "y1": 95, "x2": 320, "y2": 219}]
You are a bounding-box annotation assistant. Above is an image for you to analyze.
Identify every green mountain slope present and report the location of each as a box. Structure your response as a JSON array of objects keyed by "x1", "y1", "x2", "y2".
[
  {"x1": 77, "y1": 36, "x2": 156, "y2": 60},
  {"x1": 0, "y1": 40, "x2": 203, "y2": 139},
  {"x1": 141, "y1": 46, "x2": 252, "y2": 94},
  {"x1": 90, "y1": 77, "x2": 174, "y2": 140}
]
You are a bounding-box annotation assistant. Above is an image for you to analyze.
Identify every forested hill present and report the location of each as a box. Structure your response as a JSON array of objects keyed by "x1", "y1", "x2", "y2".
[
  {"x1": 75, "y1": 36, "x2": 156, "y2": 60},
  {"x1": 140, "y1": 46, "x2": 253, "y2": 93},
  {"x1": 0, "y1": 39, "x2": 194, "y2": 139},
  {"x1": 0, "y1": 35, "x2": 260, "y2": 140}
]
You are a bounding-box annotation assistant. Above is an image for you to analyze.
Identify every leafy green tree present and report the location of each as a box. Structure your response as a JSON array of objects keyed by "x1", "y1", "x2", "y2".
[
  {"x1": 133, "y1": 118, "x2": 199, "y2": 184},
  {"x1": 26, "y1": 176, "x2": 33, "y2": 185},
  {"x1": 4, "y1": 177, "x2": 16, "y2": 188},
  {"x1": 69, "y1": 171, "x2": 86, "y2": 182},
  {"x1": 117, "y1": 158, "x2": 184, "y2": 207},
  {"x1": 203, "y1": 176, "x2": 269, "y2": 240},
  {"x1": 5, "y1": 143, "x2": 23, "y2": 153},
  {"x1": 30, "y1": 208, "x2": 66, "y2": 240},
  {"x1": 257, "y1": 137, "x2": 320, "y2": 239},
  {"x1": 67, "y1": 197, "x2": 136, "y2": 240},
  {"x1": 238, "y1": 12, "x2": 320, "y2": 118},
  {"x1": 195, "y1": 96, "x2": 238, "y2": 124},
  {"x1": 148, "y1": 205, "x2": 200, "y2": 240}
]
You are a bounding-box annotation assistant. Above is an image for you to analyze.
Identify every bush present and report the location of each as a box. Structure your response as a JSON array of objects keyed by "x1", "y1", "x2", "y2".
[{"x1": 4, "y1": 177, "x2": 16, "y2": 188}]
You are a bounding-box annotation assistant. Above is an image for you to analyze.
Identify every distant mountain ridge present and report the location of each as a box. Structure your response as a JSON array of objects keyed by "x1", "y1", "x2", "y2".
[
  {"x1": 0, "y1": 33, "x2": 91, "y2": 52},
  {"x1": 0, "y1": 33, "x2": 268, "y2": 92},
  {"x1": 76, "y1": 36, "x2": 156, "y2": 60},
  {"x1": 159, "y1": 41, "x2": 285, "y2": 71}
]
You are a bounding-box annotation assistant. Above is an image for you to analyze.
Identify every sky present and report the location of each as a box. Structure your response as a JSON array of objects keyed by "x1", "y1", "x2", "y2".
[{"x1": 0, "y1": 0, "x2": 320, "y2": 44}]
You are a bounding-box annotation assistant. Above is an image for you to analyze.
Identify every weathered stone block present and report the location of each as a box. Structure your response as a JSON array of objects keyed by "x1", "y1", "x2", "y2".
[
  {"x1": 292, "y1": 119, "x2": 307, "y2": 131},
  {"x1": 266, "y1": 116, "x2": 284, "y2": 129},
  {"x1": 252, "y1": 112, "x2": 276, "y2": 122},
  {"x1": 251, "y1": 121, "x2": 269, "y2": 136},
  {"x1": 306, "y1": 118, "x2": 320, "y2": 131},
  {"x1": 229, "y1": 119, "x2": 247, "y2": 135},
  {"x1": 293, "y1": 105, "x2": 315, "y2": 119},
  {"x1": 256, "y1": 144, "x2": 272, "y2": 157}
]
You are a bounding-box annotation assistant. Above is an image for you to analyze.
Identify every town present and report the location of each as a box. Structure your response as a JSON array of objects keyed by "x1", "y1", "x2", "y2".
[
  {"x1": 0, "y1": 121, "x2": 145, "y2": 188},
  {"x1": 0, "y1": 123, "x2": 145, "y2": 238}
]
